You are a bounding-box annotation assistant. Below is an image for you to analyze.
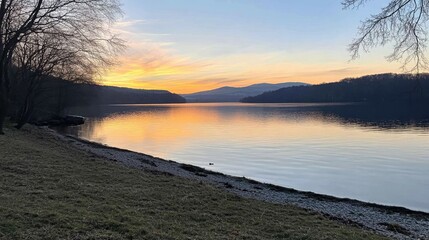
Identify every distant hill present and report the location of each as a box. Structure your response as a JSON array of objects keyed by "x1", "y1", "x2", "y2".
[
  {"x1": 17, "y1": 79, "x2": 186, "y2": 121},
  {"x1": 183, "y1": 82, "x2": 308, "y2": 102},
  {"x1": 95, "y1": 85, "x2": 186, "y2": 104},
  {"x1": 67, "y1": 84, "x2": 186, "y2": 105},
  {"x1": 241, "y1": 73, "x2": 429, "y2": 103}
]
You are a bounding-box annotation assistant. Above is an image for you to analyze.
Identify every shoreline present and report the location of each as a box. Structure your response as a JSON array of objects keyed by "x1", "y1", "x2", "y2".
[
  {"x1": 47, "y1": 127, "x2": 429, "y2": 240},
  {"x1": 0, "y1": 124, "x2": 388, "y2": 239}
]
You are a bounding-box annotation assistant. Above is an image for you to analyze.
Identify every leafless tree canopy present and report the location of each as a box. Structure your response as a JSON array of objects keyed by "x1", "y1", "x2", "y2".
[
  {"x1": 0, "y1": 0, "x2": 124, "y2": 133},
  {"x1": 344, "y1": 0, "x2": 429, "y2": 72}
]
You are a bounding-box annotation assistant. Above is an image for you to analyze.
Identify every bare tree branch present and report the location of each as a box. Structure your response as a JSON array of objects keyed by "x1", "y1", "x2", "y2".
[{"x1": 345, "y1": 0, "x2": 429, "y2": 72}]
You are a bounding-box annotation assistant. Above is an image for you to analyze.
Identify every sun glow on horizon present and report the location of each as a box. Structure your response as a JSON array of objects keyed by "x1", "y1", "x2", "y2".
[
  {"x1": 101, "y1": 55, "x2": 400, "y2": 94},
  {"x1": 101, "y1": 0, "x2": 402, "y2": 94}
]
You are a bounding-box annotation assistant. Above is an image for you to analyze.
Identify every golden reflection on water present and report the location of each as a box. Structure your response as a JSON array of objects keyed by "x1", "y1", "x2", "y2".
[
  {"x1": 68, "y1": 103, "x2": 429, "y2": 212},
  {"x1": 81, "y1": 106, "x2": 359, "y2": 152}
]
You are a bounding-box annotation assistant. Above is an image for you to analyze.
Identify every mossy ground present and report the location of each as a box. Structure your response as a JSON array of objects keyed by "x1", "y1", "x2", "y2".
[{"x1": 0, "y1": 125, "x2": 387, "y2": 239}]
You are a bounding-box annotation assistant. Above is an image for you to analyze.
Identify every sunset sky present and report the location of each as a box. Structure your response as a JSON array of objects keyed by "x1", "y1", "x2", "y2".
[{"x1": 103, "y1": 0, "x2": 400, "y2": 94}]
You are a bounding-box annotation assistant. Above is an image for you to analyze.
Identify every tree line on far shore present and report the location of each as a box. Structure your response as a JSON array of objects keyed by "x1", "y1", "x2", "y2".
[
  {"x1": 10, "y1": 76, "x2": 186, "y2": 126},
  {"x1": 242, "y1": 74, "x2": 429, "y2": 103}
]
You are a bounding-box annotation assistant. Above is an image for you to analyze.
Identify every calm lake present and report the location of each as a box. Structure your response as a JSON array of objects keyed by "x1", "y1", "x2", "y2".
[{"x1": 61, "y1": 103, "x2": 429, "y2": 212}]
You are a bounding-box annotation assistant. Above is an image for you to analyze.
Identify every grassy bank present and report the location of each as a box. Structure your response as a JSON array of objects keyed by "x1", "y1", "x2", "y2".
[{"x1": 0, "y1": 125, "x2": 386, "y2": 240}]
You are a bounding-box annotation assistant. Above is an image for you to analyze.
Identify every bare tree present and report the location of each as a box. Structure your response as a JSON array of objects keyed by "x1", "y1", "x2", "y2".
[
  {"x1": 0, "y1": 0, "x2": 123, "y2": 134},
  {"x1": 344, "y1": 0, "x2": 429, "y2": 72},
  {"x1": 11, "y1": 32, "x2": 94, "y2": 129}
]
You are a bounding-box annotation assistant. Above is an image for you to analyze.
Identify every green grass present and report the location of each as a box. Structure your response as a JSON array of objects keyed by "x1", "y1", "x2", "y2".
[{"x1": 0, "y1": 125, "x2": 387, "y2": 240}]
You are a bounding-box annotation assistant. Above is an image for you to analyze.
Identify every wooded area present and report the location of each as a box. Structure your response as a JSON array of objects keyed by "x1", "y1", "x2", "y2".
[
  {"x1": 242, "y1": 74, "x2": 429, "y2": 103},
  {"x1": 0, "y1": 0, "x2": 122, "y2": 134}
]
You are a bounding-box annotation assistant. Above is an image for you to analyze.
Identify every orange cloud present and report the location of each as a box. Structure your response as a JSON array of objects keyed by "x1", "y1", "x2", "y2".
[
  {"x1": 102, "y1": 40, "x2": 208, "y2": 90},
  {"x1": 103, "y1": 20, "x2": 401, "y2": 94},
  {"x1": 102, "y1": 53, "x2": 400, "y2": 93}
]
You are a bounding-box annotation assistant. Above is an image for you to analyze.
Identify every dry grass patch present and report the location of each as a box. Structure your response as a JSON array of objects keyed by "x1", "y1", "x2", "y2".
[{"x1": 0, "y1": 125, "x2": 387, "y2": 240}]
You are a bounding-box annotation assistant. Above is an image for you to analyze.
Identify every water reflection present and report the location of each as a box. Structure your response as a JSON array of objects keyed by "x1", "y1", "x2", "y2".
[
  {"x1": 64, "y1": 103, "x2": 429, "y2": 134},
  {"x1": 60, "y1": 103, "x2": 429, "y2": 212}
]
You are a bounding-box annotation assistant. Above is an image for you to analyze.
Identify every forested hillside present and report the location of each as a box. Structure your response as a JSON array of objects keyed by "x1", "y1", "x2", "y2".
[{"x1": 242, "y1": 74, "x2": 429, "y2": 103}]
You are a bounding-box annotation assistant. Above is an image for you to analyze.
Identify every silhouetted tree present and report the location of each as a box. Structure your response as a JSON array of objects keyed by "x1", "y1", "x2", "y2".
[
  {"x1": 12, "y1": 34, "x2": 87, "y2": 128},
  {"x1": 344, "y1": 0, "x2": 429, "y2": 72},
  {"x1": 0, "y1": 0, "x2": 123, "y2": 134}
]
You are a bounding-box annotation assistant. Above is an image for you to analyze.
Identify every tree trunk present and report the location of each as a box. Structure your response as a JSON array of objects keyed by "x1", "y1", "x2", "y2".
[
  {"x1": 15, "y1": 94, "x2": 33, "y2": 130},
  {"x1": 0, "y1": 118, "x2": 5, "y2": 135},
  {"x1": 0, "y1": 92, "x2": 7, "y2": 134}
]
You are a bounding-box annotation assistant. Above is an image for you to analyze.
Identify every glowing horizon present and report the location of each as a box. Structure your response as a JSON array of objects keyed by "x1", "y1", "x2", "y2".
[{"x1": 102, "y1": 0, "x2": 401, "y2": 94}]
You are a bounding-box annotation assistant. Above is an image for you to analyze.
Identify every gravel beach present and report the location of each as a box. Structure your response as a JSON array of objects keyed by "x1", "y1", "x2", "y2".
[{"x1": 48, "y1": 128, "x2": 429, "y2": 240}]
